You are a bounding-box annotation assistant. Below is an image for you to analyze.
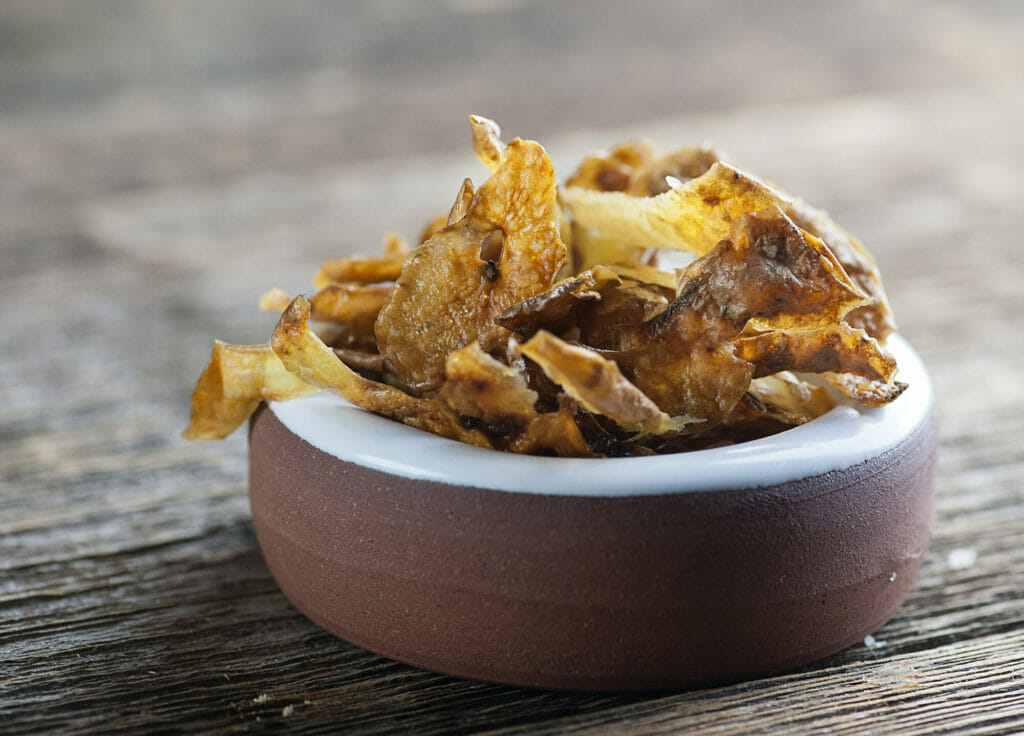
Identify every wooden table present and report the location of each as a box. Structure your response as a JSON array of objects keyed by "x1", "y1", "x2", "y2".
[{"x1": 3, "y1": 2, "x2": 1022, "y2": 732}]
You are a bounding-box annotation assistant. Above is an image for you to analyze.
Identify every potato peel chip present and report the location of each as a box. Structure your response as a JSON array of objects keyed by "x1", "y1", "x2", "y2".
[
  {"x1": 612, "y1": 208, "x2": 873, "y2": 421},
  {"x1": 733, "y1": 372, "x2": 837, "y2": 426},
  {"x1": 186, "y1": 117, "x2": 906, "y2": 457},
  {"x1": 565, "y1": 139, "x2": 655, "y2": 192},
  {"x1": 562, "y1": 161, "x2": 782, "y2": 256},
  {"x1": 273, "y1": 296, "x2": 493, "y2": 448},
  {"x1": 183, "y1": 341, "x2": 318, "y2": 440},
  {"x1": 786, "y1": 200, "x2": 896, "y2": 339},
  {"x1": 495, "y1": 265, "x2": 621, "y2": 338},
  {"x1": 470, "y1": 115, "x2": 504, "y2": 174},
  {"x1": 518, "y1": 331, "x2": 681, "y2": 434},
  {"x1": 564, "y1": 150, "x2": 894, "y2": 339},
  {"x1": 375, "y1": 138, "x2": 565, "y2": 392},
  {"x1": 507, "y1": 404, "x2": 595, "y2": 458},
  {"x1": 628, "y1": 144, "x2": 721, "y2": 196},
  {"x1": 439, "y1": 342, "x2": 538, "y2": 426},
  {"x1": 733, "y1": 324, "x2": 897, "y2": 383},
  {"x1": 821, "y1": 371, "x2": 908, "y2": 407}
]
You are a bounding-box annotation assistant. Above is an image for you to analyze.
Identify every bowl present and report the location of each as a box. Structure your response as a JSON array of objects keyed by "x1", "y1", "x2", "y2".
[{"x1": 247, "y1": 335, "x2": 936, "y2": 691}]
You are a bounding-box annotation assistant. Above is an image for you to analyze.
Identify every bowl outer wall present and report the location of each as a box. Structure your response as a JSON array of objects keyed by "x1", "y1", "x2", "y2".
[{"x1": 247, "y1": 404, "x2": 937, "y2": 691}]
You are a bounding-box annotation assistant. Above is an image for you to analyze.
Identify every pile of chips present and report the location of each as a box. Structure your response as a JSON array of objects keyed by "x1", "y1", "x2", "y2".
[{"x1": 184, "y1": 117, "x2": 905, "y2": 457}]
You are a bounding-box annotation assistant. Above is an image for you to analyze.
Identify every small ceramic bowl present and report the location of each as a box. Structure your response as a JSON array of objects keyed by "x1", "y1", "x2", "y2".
[{"x1": 248, "y1": 335, "x2": 936, "y2": 691}]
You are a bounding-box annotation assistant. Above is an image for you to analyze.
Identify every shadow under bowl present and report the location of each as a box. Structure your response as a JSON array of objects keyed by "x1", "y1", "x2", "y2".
[{"x1": 248, "y1": 335, "x2": 937, "y2": 691}]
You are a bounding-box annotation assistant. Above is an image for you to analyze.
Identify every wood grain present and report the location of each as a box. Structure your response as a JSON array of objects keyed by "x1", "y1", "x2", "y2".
[{"x1": 2, "y1": 1, "x2": 1023, "y2": 733}]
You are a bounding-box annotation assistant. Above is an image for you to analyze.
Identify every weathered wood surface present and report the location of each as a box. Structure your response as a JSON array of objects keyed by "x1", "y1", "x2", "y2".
[{"x1": 2, "y1": 1, "x2": 1022, "y2": 733}]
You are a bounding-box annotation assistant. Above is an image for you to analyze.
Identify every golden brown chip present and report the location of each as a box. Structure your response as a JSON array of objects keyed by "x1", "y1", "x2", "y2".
[
  {"x1": 333, "y1": 347, "x2": 385, "y2": 373},
  {"x1": 623, "y1": 341, "x2": 754, "y2": 423},
  {"x1": 564, "y1": 151, "x2": 894, "y2": 339},
  {"x1": 495, "y1": 265, "x2": 620, "y2": 338},
  {"x1": 186, "y1": 117, "x2": 905, "y2": 457},
  {"x1": 785, "y1": 201, "x2": 895, "y2": 339},
  {"x1": 507, "y1": 403, "x2": 595, "y2": 458},
  {"x1": 576, "y1": 282, "x2": 671, "y2": 350},
  {"x1": 735, "y1": 372, "x2": 837, "y2": 426},
  {"x1": 438, "y1": 342, "x2": 538, "y2": 426},
  {"x1": 260, "y1": 283, "x2": 391, "y2": 350},
  {"x1": 437, "y1": 341, "x2": 595, "y2": 457},
  {"x1": 447, "y1": 178, "x2": 476, "y2": 226},
  {"x1": 272, "y1": 296, "x2": 492, "y2": 448},
  {"x1": 518, "y1": 331, "x2": 681, "y2": 434},
  {"x1": 565, "y1": 140, "x2": 656, "y2": 192},
  {"x1": 313, "y1": 255, "x2": 406, "y2": 289},
  {"x1": 470, "y1": 115, "x2": 504, "y2": 173},
  {"x1": 614, "y1": 208, "x2": 871, "y2": 420},
  {"x1": 183, "y1": 342, "x2": 319, "y2": 440},
  {"x1": 603, "y1": 262, "x2": 677, "y2": 293},
  {"x1": 375, "y1": 138, "x2": 565, "y2": 392},
  {"x1": 820, "y1": 371, "x2": 908, "y2": 407},
  {"x1": 261, "y1": 283, "x2": 391, "y2": 322},
  {"x1": 628, "y1": 144, "x2": 721, "y2": 196},
  {"x1": 733, "y1": 324, "x2": 897, "y2": 383}
]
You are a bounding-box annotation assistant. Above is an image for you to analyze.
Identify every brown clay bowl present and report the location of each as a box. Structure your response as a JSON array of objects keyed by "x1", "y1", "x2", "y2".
[{"x1": 248, "y1": 335, "x2": 936, "y2": 691}]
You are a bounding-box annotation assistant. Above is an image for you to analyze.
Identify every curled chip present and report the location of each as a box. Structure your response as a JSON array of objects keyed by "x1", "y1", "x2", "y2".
[
  {"x1": 185, "y1": 116, "x2": 907, "y2": 457},
  {"x1": 374, "y1": 138, "x2": 565, "y2": 392},
  {"x1": 184, "y1": 342, "x2": 319, "y2": 440},
  {"x1": 518, "y1": 330, "x2": 683, "y2": 434}
]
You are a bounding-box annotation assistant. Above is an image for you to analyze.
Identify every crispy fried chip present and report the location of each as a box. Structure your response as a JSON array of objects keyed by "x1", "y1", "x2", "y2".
[
  {"x1": 821, "y1": 371, "x2": 908, "y2": 407},
  {"x1": 508, "y1": 403, "x2": 595, "y2": 457},
  {"x1": 261, "y1": 284, "x2": 391, "y2": 323},
  {"x1": 563, "y1": 153, "x2": 894, "y2": 339},
  {"x1": 183, "y1": 342, "x2": 319, "y2": 440},
  {"x1": 614, "y1": 208, "x2": 870, "y2": 420},
  {"x1": 311, "y1": 232, "x2": 410, "y2": 288},
  {"x1": 786, "y1": 201, "x2": 895, "y2": 338},
  {"x1": 375, "y1": 138, "x2": 565, "y2": 392},
  {"x1": 562, "y1": 161, "x2": 781, "y2": 256},
  {"x1": 273, "y1": 296, "x2": 492, "y2": 448},
  {"x1": 518, "y1": 331, "x2": 681, "y2": 434},
  {"x1": 734, "y1": 324, "x2": 897, "y2": 382},
  {"x1": 438, "y1": 341, "x2": 595, "y2": 457},
  {"x1": 313, "y1": 255, "x2": 406, "y2": 289},
  {"x1": 439, "y1": 342, "x2": 538, "y2": 426},
  {"x1": 187, "y1": 116, "x2": 907, "y2": 457},
  {"x1": 495, "y1": 265, "x2": 621, "y2": 338},
  {"x1": 576, "y1": 281, "x2": 671, "y2": 350},
  {"x1": 470, "y1": 115, "x2": 504, "y2": 173},
  {"x1": 734, "y1": 372, "x2": 837, "y2": 426},
  {"x1": 565, "y1": 140, "x2": 655, "y2": 192},
  {"x1": 628, "y1": 144, "x2": 721, "y2": 196}
]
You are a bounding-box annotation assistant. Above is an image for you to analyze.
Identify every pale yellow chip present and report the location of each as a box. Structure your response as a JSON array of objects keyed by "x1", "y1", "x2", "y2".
[
  {"x1": 183, "y1": 341, "x2": 319, "y2": 440},
  {"x1": 562, "y1": 161, "x2": 781, "y2": 256}
]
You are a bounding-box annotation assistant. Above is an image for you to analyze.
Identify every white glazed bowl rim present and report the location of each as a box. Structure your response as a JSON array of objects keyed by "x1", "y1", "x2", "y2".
[{"x1": 268, "y1": 334, "x2": 932, "y2": 497}]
